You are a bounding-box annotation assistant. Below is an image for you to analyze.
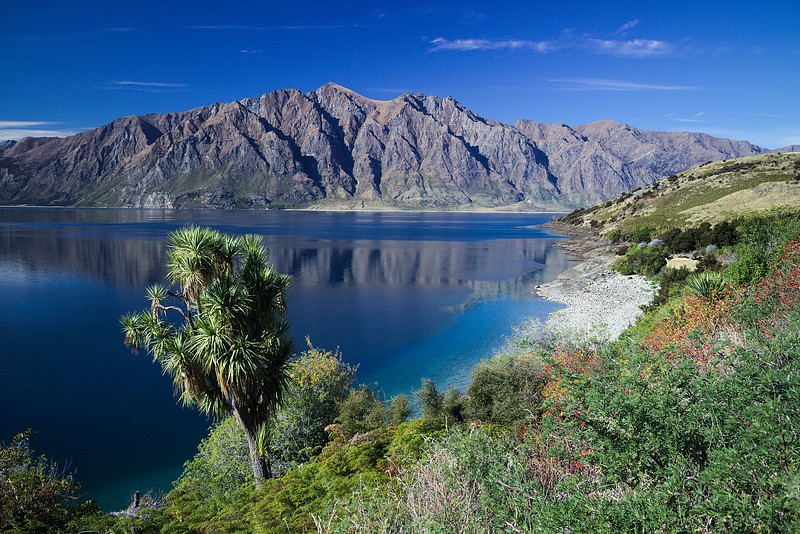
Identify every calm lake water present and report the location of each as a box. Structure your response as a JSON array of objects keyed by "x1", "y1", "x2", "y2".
[{"x1": 0, "y1": 208, "x2": 570, "y2": 510}]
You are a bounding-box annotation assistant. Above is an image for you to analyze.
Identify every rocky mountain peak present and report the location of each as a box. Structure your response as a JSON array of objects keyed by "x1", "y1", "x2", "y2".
[{"x1": 0, "y1": 84, "x2": 767, "y2": 210}]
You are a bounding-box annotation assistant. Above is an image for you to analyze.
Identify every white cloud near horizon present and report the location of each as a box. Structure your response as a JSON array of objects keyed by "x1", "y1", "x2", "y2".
[
  {"x1": 0, "y1": 121, "x2": 81, "y2": 141},
  {"x1": 429, "y1": 37, "x2": 554, "y2": 52},
  {"x1": 666, "y1": 111, "x2": 708, "y2": 123},
  {"x1": 548, "y1": 78, "x2": 699, "y2": 91},
  {"x1": 0, "y1": 121, "x2": 58, "y2": 128}
]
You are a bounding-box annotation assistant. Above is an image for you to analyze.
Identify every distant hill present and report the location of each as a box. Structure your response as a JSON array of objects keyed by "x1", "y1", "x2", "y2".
[
  {"x1": 773, "y1": 145, "x2": 800, "y2": 153},
  {"x1": 559, "y1": 152, "x2": 800, "y2": 233},
  {"x1": 0, "y1": 83, "x2": 766, "y2": 210}
]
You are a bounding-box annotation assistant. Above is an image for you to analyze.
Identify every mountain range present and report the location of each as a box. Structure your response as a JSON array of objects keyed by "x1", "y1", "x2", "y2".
[{"x1": 0, "y1": 83, "x2": 770, "y2": 210}]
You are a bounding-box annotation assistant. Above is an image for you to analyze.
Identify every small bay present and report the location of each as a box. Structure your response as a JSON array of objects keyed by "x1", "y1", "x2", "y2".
[{"x1": 0, "y1": 207, "x2": 570, "y2": 510}]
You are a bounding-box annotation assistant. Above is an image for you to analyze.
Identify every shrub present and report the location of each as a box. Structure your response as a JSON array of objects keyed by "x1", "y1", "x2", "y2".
[
  {"x1": 648, "y1": 267, "x2": 692, "y2": 309},
  {"x1": 0, "y1": 431, "x2": 91, "y2": 531},
  {"x1": 466, "y1": 354, "x2": 548, "y2": 426},
  {"x1": 626, "y1": 225, "x2": 656, "y2": 243},
  {"x1": 388, "y1": 394, "x2": 413, "y2": 426},
  {"x1": 725, "y1": 211, "x2": 800, "y2": 285},
  {"x1": 336, "y1": 385, "x2": 388, "y2": 437},
  {"x1": 414, "y1": 378, "x2": 444, "y2": 420},
  {"x1": 614, "y1": 245, "x2": 666, "y2": 276},
  {"x1": 271, "y1": 342, "x2": 357, "y2": 470},
  {"x1": 442, "y1": 386, "x2": 468, "y2": 425}
]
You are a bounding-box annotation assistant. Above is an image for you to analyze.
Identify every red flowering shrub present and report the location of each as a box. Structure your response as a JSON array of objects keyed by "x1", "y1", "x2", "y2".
[
  {"x1": 746, "y1": 239, "x2": 800, "y2": 340},
  {"x1": 642, "y1": 291, "x2": 738, "y2": 370},
  {"x1": 540, "y1": 347, "x2": 601, "y2": 404}
]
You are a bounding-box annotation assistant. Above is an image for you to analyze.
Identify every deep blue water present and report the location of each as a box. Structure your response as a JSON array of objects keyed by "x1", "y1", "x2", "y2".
[{"x1": 0, "y1": 208, "x2": 570, "y2": 510}]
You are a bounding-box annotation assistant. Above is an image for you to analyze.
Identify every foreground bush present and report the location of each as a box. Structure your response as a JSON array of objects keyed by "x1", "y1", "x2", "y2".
[{"x1": 0, "y1": 431, "x2": 94, "y2": 532}]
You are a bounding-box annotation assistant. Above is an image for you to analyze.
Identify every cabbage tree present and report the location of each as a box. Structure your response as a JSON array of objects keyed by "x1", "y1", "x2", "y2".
[{"x1": 121, "y1": 226, "x2": 292, "y2": 486}]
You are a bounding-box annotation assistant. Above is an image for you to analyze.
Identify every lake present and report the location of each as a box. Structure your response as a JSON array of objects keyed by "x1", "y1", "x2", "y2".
[{"x1": 0, "y1": 207, "x2": 570, "y2": 510}]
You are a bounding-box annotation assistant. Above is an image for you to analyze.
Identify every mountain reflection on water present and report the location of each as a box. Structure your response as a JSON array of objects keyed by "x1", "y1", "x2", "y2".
[{"x1": 0, "y1": 207, "x2": 570, "y2": 510}]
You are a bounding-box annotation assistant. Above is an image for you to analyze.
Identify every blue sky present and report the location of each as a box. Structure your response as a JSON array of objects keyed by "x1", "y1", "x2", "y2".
[{"x1": 2, "y1": 0, "x2": 798, "y2": 148}]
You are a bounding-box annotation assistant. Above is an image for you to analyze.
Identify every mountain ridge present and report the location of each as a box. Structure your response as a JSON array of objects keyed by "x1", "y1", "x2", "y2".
[{"x1": 0, "y1": 83, "x2": 767, "y2": 210}]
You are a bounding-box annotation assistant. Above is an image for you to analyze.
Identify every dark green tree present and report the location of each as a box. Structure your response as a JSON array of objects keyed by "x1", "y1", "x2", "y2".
[
  {"x1": 121, "y1": 226, "x2": 292, "y2": 486},
  {"x1": 389, "y1": 394, "x2": 413, "y2": 426},
  {"x1": 336, "y1": 386, "x2": 387, "y2": 436},
  {"x1": 415, "y1": 378, "x2": 444, "y2": 419}
]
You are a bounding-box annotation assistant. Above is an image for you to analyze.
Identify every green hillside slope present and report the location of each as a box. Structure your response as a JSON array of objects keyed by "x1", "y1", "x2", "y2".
[{"x1": 560, "y1": 152, "x2": 800, "y2": 234}]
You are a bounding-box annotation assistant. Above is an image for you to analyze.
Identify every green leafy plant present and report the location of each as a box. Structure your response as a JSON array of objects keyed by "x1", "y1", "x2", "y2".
[
  {"x1": 121, "y1": 226, "x2": 293, "y2": 485},
  {"x1": 614, "y1": 243, "x2": 667, "y2": 276},
  {"x1": 336, "y1": 385, "x2": 388, "y2": 437},
  {"x1": 685, "y1": 270, "x2": 727, "y2": 301},
  {"x1": 0, "y1": 431, "x2": 92, "y2": 531}
]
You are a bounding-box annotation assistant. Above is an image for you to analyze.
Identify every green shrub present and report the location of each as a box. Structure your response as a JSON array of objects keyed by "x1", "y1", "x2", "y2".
[
  {"x1": 442, "y1": 386, "x2": 468, "y2": 425},
  {"x1": 271, "y1": 343, "x2": 356, "y2": 470},
  {"x1": 0, "y1": 431, "x2": 92, "y2": 532},
  {"x1": 414, "y1": 378, "x2": 444, "y2": 420},
  {"x1": 625, "y1": 225, "x2": 656, "y2": 243},
  {"x1": 725, "y1": 211, "x2": 800, "y2": 285},
  {"x1": 336, "y1": 385, "x2": 387, "y2": 436},
  {"x1": 613, "y1": 245, "x2": 666, "y2": 276},
  {"x1": 388, "y1": 394, "x2": 412, "y2": 426},
  {"x1": 466, "y1": 355, "x2": 547, "y2": 426},
  {"x1": 648, "y1": 267, "x2": 692, "y2": 309}
]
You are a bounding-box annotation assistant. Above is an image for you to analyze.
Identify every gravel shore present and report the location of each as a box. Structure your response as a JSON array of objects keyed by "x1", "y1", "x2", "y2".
[{"x1": 536, "y1": 225, "x2": 658, "y2": 341}]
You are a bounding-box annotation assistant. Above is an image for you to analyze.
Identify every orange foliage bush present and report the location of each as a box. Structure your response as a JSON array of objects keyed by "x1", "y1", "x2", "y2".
[{"x1": 642, "y1": 291, "x2": 738, "y2": 370}]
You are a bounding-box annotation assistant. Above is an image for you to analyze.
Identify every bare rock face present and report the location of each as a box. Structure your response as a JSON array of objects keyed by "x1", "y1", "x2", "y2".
[
  {"x1": 0, "y1": 84, "x2": 765, "y2": 209},
  {"x1": 514, "y1": 119, "x2": 764, "y2": 206}
]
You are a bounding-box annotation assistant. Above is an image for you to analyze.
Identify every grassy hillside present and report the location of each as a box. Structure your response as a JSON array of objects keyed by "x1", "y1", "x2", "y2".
[{"x1": 560, "y1": 152, "x2": 800, "y2": 235}]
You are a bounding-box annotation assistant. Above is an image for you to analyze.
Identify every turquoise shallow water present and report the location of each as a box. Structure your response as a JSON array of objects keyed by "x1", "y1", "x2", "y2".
[{"x1": 0, "y1": 208, "x2": 569, "y2": 510}]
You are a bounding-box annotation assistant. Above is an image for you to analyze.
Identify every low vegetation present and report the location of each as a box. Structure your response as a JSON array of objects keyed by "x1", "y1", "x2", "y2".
[
  {"x1": 5, "y1": 205, "x2": 800, "y2": 532},
  {"x1": 561, "y1": 152, "x2": 800, "y2": 235}
]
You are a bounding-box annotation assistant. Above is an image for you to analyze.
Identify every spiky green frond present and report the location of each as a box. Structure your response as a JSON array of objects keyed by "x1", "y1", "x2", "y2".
[
  {"x1": 145, "y1": 283, "x2": 167, "y2": 303},
  {"x1": 166, "y1": 226, "x2": 232, "y2": 304},
  {"x1": 121, "y1": 226, "x2": 294, "y2": 482},
  {"x1": 686, "y1": 270, "x2": 727, "y2": 301},
  {"x1": 120, "y1": 312, "x2": 145, "y2": 352}
]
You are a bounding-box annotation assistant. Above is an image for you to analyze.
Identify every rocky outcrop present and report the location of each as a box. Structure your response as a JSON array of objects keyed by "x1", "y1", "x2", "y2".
[
  {"x1": 514, "y1": 119, "x2": 764, "y2": 206},
  {"x1": 0, "y1": 83, "x2": 766, "y2": 209}
]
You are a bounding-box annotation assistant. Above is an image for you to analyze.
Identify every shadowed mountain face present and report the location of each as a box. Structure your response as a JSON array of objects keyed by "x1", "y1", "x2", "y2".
[{"x1": 0, "y1": 83, "x2": 765, "y2": 210}]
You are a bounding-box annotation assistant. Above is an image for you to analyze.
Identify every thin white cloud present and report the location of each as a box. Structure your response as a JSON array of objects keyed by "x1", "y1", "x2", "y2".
[
  {"x1": 111, "y1": 80, "x2": 187, "y2": 88},
  {"x1": 0, "y1": 123, "x2": 82, "y2": 141},
  {"x1": 666, "y1": 111, "x2": 707, "y2": 123},
  {"x1": 549, "y1": 78, "x2": 699, "y2": 91},
  {"x1": 0, "y1": 121, "x2": 57, "y2": 128},
  {"x1": 239, "y1": 49, "x2": 260, "y2": 54},
  {"x1": 587, "y1": 38, "x2": 672, "y2": 57},
  {"x1": 430, "y1": 35, "x2": 673, "y2": 58},
  {"x1": 617, "y1": 19, "x2": 640, "y2": 33},
  {"x1": 430, "y1": 37, "x2": 554, "y2": 52}
]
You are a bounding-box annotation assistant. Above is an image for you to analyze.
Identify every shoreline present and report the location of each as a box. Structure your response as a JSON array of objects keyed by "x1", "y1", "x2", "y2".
[{"x1": 536, "y1": 222, "x2": 657, "y2": 341}]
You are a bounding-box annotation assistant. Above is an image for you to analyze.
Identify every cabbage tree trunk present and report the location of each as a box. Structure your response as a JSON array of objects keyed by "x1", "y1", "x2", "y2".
[{"x1": 233, "y1": 406, "x2": 271, "y2": 488}]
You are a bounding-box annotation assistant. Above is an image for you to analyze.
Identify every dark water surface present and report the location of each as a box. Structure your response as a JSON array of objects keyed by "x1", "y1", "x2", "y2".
[{"x1": 0, "y1": 208, "x2": 569, "y2": 509}]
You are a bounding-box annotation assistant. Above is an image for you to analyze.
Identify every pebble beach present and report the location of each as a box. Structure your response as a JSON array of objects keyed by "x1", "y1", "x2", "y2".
[{"x1": 536, "y1": 224, "x2": 658, "y2": 341}]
